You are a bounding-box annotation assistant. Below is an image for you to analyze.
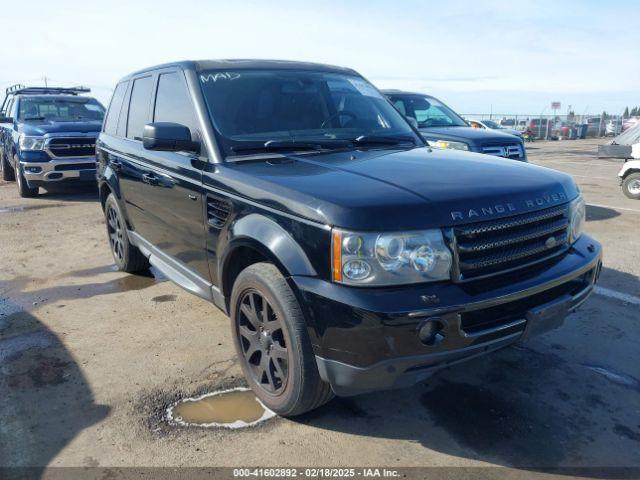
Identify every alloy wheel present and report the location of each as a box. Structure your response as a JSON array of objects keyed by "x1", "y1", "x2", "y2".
[
  {"x1": 237, "y1": 290, "x2": 289, "y2": 394},
  {"x1": 628, "y1": 179, "x2": 640, "y2": 196},
  {"x1": 106, "y1": 205, "x2": 125, "y2": 262}
]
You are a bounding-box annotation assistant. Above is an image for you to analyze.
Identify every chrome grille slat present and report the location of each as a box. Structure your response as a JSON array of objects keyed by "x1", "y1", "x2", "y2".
[
  {"x1": 481, "y1": 143, "x2": 524, "y2": 159},
  {"x1": 456, "y1": 205, "x2": 566, "y2": 236},
  {"x1": 47, "y1": 137, "x2": 97, "y2": 158},
  {"x1": 451, "y1": 204, "x2": 571, "y2": 281},
  {"x1": 457, "y1": 218, "x2": 569, "y2": 253},
  {"x1": 459, "y1": 234, "x2": 568, "y2": 270}
]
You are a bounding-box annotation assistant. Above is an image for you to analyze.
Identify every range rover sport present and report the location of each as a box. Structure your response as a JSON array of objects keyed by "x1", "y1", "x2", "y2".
[{"x1": 96, "y1": 60, "x2": 602, "y2": 416}]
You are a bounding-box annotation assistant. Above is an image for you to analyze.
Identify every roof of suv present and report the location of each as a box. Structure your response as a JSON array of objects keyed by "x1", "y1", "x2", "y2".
[
  {"x1": 381, "y1": 89, "x2": 438, "y2": 98},
  {"x1": 121, "y1": 59, "x2": 358, "y2": 81}
]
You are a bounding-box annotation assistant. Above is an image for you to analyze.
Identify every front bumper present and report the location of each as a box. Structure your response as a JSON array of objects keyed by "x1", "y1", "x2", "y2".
[
  {"x1": 20, "y1": 157, "x2": 97, "y2": 185},
  {"x1": 293, "y1": 235, "x2": 602, "y2": 396}
]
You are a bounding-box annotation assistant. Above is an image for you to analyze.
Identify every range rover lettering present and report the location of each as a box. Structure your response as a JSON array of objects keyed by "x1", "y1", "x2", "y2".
[{"x1": 96, "y1": 60, "x2": 601, "y2": 416}]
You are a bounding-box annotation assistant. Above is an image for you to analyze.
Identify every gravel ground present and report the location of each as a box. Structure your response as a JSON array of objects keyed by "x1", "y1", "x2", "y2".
[{"x1": 0, "y1": 138, "x2": 639, "y2": 477}]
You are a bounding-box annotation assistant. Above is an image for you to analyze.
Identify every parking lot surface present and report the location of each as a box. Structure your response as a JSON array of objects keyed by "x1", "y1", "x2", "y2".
[{"x1": 1, "y1": 139, "x2": 639, "y2": 475}]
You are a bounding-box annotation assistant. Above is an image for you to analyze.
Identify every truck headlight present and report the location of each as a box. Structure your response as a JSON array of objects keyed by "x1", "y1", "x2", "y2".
[
  {"x1": 425, "y1": 139, "x2": 470, "y2": 151},
  {"x1": 19, "y1": 135, "x2": 46, "y2": 151},
  {"x1": 332, "y1": 229, "x2": 452, "y2": 286},
  {"x1": 569, "y1": 195, "x2": 586, "y2": 243}
]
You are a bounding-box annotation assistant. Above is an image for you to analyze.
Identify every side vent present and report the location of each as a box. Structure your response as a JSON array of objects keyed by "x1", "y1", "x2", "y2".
[{"x1": 206, "y1": 195, "x2": 232, "y2": 228}]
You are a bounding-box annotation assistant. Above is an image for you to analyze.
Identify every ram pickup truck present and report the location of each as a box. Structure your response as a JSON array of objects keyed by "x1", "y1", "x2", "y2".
[
  {"x1": 384, "y1": 90, "x2": 527, "y2": 161},
  {"x1": 97, "y1": 60, "x2": 601, "y2": 416},
  {"x1": 0, "y1": 85, "x2": 105, "y2": 197}
]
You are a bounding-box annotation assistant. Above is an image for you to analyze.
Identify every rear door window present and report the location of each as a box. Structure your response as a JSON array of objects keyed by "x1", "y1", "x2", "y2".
[
  {"x1": 153, "y1": 72, "x2": 197, "y2": 138},
  {"x1": 126, "y1": 76, "x2": 154, "y2": 140},
  {"x1": 104, "y1": 82, "x2": 127, "y2": 135}
]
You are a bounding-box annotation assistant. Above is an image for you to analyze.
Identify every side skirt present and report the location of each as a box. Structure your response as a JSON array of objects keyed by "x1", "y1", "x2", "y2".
[{"x1": 128, "y1": 230, "x2": 227, "y2": 314}]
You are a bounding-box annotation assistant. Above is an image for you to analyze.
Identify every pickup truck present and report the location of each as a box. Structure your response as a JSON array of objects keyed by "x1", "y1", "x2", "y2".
[
  {"x1": 0, "y1": 85, "x2": 105, "y2": 197},
  {"x1": 383, "y1": 90, "x2": 527, "y2": 161},
  {"x1": 97, "y1": 60, "x2": 602, "y2": 416}
]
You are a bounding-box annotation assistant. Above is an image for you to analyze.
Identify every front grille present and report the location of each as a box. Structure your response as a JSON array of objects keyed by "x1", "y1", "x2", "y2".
[
  {"x1": 481, "y1": 144, "x2": 524, "y2": 160},
  {"x1": 451, "y1": 204, "x2": 570, "y2": 281},
  {"x1": 54, "y1": 163, "x2": 96, "y2": 171},
  {"x1": 48, "y1": 137, "x2": 97, "y2": 157}
]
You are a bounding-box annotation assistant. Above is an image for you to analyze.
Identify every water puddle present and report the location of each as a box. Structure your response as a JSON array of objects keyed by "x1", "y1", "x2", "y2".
[
  {"x1": 583, "y1": 364, "x2": 640, "y2": 390},
  {"x1": 167, "y1": 388, "x2": 276, "y2": 429}
]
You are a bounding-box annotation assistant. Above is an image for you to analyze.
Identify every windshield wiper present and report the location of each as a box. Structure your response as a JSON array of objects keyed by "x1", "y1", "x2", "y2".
[
  {"x1": 352, "y1": 134, "x2": 416, "y2": 146},
  {"x1": 230, "y1": 139, "x2": 349, "y2": 154}
]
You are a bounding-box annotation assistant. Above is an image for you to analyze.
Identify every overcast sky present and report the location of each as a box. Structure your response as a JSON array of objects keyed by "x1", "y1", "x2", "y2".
[{"x1": 1, "y1": 0, "x2": 637, "y2": 115}]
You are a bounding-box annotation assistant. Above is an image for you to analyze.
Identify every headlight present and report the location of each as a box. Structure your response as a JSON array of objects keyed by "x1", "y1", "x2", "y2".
[
  {"x1": 425, "y1": 139, "x2": 470, "y2": 151},
  {"x1": 569, "y1": 195, "x2": 586, "y2": 243},
  {"x1": 332, "y1": 228, "x2": 452, "y2": 286},
  {"x1": 19, "y1": 135, "x2": 46, "y2": 150}
]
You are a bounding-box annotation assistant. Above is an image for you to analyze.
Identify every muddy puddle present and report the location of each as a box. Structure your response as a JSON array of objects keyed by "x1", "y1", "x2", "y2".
[{"x1": 167, "y1": 388, "x2": 276, "y2": 429}]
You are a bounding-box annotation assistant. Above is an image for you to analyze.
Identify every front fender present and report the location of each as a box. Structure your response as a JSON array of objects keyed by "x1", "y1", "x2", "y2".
[{"x1": 220, "y1": 214, "x2": 317, "y2": 283}]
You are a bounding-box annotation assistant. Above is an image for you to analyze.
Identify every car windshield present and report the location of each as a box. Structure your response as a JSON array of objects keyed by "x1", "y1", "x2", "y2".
[
  {"x1": 482, "y1": 120, "x2": 500, "y2": 129},
  {"x1": 387, "y1": 94, "x2": 467, "y2": 128},
  {"x1": 18, "y1": 97, "x2": 105, "y2": 121},
  {"x1": 198, "y1": 69, "x2": 420, "y2": 156}
]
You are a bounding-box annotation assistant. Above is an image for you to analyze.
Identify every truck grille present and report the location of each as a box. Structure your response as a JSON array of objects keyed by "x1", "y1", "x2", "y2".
[
  {"x1": 47, "y1": 137, "x2": 97, "y2": 158},
  {"x1": 481, "y1": 144, "x2": 524, "y2": 160},
  {"x1": 450, "y1": 204, "x2": 570, "y2": 281}
]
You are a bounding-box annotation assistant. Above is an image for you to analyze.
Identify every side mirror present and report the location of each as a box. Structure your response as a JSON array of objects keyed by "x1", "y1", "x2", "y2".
[
  {"x1": 0, "y1": 115, "x2": 13, "y2": 123},
  {"x1": 405, "y1": 116, "x2": 419, "y2": 129},
  {"x1": 142, "y1": 122, "x2": 199, "y2": 152}
]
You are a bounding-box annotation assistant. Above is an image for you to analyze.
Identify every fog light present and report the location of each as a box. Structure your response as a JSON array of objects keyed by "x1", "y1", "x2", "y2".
[
  {"x1": 417, "y1": 318, "x2": 444, "y2": 345},
  {"x1": 26, "y1": 166, "x2": 42, "y2": 173}
]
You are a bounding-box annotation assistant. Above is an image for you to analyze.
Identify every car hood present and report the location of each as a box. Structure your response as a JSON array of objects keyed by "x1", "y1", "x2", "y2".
[
  {"x1": 220, "y1": 146, "x2": 577, "y2": 230},
  {"x1": 18, "y1": 119, "x2": 102, "y2": 136},
  {"x1": 419, "y1": 126, "x2": 522, "y2": 144}
]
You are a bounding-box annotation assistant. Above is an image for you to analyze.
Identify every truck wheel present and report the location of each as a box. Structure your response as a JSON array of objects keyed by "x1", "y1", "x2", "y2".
[
  {"x1": 622, "y1": 173, "x2": 640, "y2": 200},
  {"x1": 104, "y1": 193, "x2": 150, "y2": 272},
  {"x1": 230, "y1": 262, "x2": 334, "y2": 416},
  {"x1": 15, "y1": 159, "x2": 38, "y2": 197},
  {"x1": 1, "y1": 153, "x2": 15, "y2": 181}
]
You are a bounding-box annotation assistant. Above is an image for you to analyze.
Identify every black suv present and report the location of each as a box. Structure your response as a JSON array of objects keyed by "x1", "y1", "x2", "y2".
[
  {"x1": 97, "y1": 60, "x2": 601, "y2": 416},
  {"x1": 0, "y1": 85, "x2": 105, "y2": 197}
]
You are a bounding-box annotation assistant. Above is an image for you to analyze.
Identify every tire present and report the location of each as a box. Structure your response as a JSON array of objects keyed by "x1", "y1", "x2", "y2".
[
  {"x1": 15, "y1": 158, "x2": 38, "y2": 197},
  {"x1": 230, "y1": 262, "x2": 334, "y2": 416},
  {"x1": 1, "y1": 152, "x2": 15, "y2": 181},
  {"x1": 104, "y1": 193, "x2": 150, "y2": 272},
  {"x1": 622, "y1": 173, "x2": 640, "y2": 200}
]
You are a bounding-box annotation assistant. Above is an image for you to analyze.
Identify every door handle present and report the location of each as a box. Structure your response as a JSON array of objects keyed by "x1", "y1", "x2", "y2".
[
  {"x1": 110, "y1": 159, "x2": 122, "y2": 171},
  {"x1": 142, "y1": 173, "x2": 158, "y2": 186},
  {"x1": 188, "y1": 194, "x2": 198, "y2": 201}
]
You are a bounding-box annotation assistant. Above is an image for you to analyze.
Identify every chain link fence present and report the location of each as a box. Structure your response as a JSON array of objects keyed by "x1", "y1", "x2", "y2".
[{"x1": 460, "y1": 113, "x2": 637, "y2": 140}]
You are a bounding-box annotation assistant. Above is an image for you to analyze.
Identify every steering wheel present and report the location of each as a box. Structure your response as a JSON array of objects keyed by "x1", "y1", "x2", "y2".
[{"x1": 320, "y1": 111, "x2": 358, "y2": 129}]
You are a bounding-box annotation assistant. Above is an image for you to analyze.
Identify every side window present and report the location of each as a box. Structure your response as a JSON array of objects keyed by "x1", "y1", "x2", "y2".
[
  {"x1": 392, "y1": 99, "x2": 406, "y2": 115},
  {"x1": 126, "y1": 76, "x2": 154, "y2": 140},
  {"x1": 103, "y1": 82, "x2": 127, "y2": 135},
  {"x1": 153, "y1": 72, "x2": 197, "y2": 137},
  {"x1": 3, "y1": 98, "x2": 14, "y2": 117}
]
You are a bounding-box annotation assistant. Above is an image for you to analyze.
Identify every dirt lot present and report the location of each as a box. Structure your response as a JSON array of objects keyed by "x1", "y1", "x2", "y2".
[{"x1": 1, "y1": 139, "x2": 639, "y2": 476}]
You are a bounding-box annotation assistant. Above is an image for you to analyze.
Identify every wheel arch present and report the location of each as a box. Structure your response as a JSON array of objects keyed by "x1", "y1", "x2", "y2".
[{"x1": 219, "y1": 214, "x2": 318, "y2": 308}]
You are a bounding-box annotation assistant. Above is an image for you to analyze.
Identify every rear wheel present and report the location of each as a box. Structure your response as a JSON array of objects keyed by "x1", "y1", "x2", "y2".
[
  {"x1": 1, "y1": 152, "x2": 15, "y2": 181},
  {"x1": 230, "y1": 262, "x2": 334, "y2": 416},
  {"x1": 622, "y1": 173, "x2": 640, "y2": 200},
  {"x1": 104, "y1": 193, "x2": 150, "y2": 272},
  {"x1": 15, "y1": 158, "x2": 38, "y2": 197}
]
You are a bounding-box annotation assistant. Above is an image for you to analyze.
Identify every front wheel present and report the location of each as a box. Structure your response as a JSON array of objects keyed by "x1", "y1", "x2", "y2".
[
  {"x1": 230, "y1": 262, "x2": 334, "y2": 416},
  {"x1": 15, "y1": 159, "x2": 38, "y2": 197},
  {"x1": 622, "y1": 173, "x2": 640, "y2": 200},
  {"x1": 104, "y1": 193, "x2": 150, "y2": 272}
]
